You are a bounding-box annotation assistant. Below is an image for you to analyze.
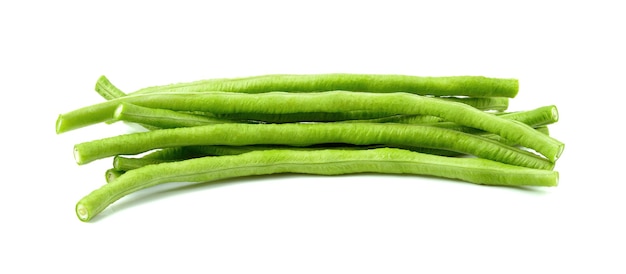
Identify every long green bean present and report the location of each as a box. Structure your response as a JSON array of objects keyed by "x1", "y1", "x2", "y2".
[
  {"x1": 213, "y1": 97, "x2": 508, "y2": 123},
  {"x1": 74, "y1": 122, "x2": 554, "y2": 169},
  {"x1": 112, "y1": 144, "x2": 465, "y2": 172},
  {"x1": 56, "y1": 91, "x2": 563, "y2": 161},
  {"x1": 112, "y1": 103, "x2": 239, "y2": 128},
  {"x1": 128, "y1": 74, "x2": 519, "y2": 98},
  {"x1": 76, "y1": 148, "x2": 558, "y2": 222},
  {"x1": 95, "y1": 75, "x2": 126, "y2": 100}
]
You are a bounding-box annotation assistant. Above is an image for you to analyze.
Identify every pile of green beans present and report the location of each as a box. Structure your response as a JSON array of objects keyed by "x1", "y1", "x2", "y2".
[{"x1": 57, "y1": 74, "x2": 564, "y2": 222}]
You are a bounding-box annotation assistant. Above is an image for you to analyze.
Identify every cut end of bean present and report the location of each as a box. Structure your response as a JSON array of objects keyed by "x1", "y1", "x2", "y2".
[
  {"x1": 105, "y1": 168, "x2": 124, "y2": 183},
  {"x1": 555, "y1": 172, "x2": 559, "y2": 187},
  {"x1": 551, "y1": 106, "x2": 559, "y2": 122},
  {"x1": 76, "y1": 203, "x2": 90, "y2": 222},
  {"x1": 74, "y1": 146, "x2": 85, "y2": 165},
  {"x1": 556, "y1": 144, "x2": 565, "y2": 160},
  {"x1": 55, "y1": 114, "x2": 64, "y2": 134}
]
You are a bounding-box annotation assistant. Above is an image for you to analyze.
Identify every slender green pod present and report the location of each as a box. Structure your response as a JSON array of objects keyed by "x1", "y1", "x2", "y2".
[
  {"x1": 113, "y1": 144, "x2": 463, "y2": 172},
  {"x1": 105, "y1": 168, "x2": 125, "y2": 183},
  {"x1": 140, "y1": 147, "x2": 189, "y2": 160},
  {"x1": 350, "y1": 114, "x2": 445, "y2": 124},
  {"x1": 95, "y1": 75, "x2": 126, "y2": 100},
  {"x1": 214, "y1": 97, "x2": 508, "y2": 123},
  {"x1": 76, "y1": 148, "x2": 558, "y2": 222},
  {"x1": 422, "y1": 105, "x2": 559, "y2": 134},
  {"x1": 437, "y1": 96, "x2": 509, "y2": 111},
  {"x1": 113, "y1": 103, "x2": 239, "y2": 128},
  {"x1": 56, "y1": 91, "x2": 563, "y2": 161},
  {"x1": 74, "y1": 123, "x2": 554, "y2": 169},
  {"x1": 112, "y1": 123, "x2": 551, "y2": 172},
  {"x1": 497, "y1": 105, "x2": 558, "y2": 127},
  {"x1": 113, "y1": 156, "x2": 179, "y2": 171},
  {"x1": 129, "y1": 74, "x2": 519, "y2": 98}
]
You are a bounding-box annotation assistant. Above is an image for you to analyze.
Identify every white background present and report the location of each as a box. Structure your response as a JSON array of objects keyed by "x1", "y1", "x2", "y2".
[{"x1": 1, "y1": 0, "x2": 624, "y2": 273}]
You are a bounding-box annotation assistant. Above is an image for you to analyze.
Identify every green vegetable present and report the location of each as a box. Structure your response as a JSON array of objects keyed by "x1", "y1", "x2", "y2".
[
  {"x1": 95, "y1": 75, "x2": 126, "y2": 100},
  {"x1": 112, "y1": 103, "x2": 240, "y2": 129},
  {"x1": 104, "y1": 168, "x2": 125, "y2": 183},
  {"x1": 76, "y1": 147, "x2": 558, "y2": 221},
  {"x1": 56, "y1": 91, "x2": 563, "y2": 161},
  {"x1": 56, "y1": 73, "x2": 565, "y2": 222},
  {"x1": 212, "y1": 96, "x2": 508, "y2": 123},
  {"x1": 74, "y1": 122, "x2": 554, "y2": 169},
  {"x1": 127, "y1": 74, "x2": 519, "y2": 98}
]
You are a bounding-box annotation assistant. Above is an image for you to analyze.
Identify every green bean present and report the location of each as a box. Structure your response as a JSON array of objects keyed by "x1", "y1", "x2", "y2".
[
  {"x1": 110, "y1": 106, "x2": 556, "y2": 171},
  {"x1": 104, "y1": 168, "x2": 125, "y2": 183},
  {"x1": 76, "y1": 148, "x2": 558, "y2": 222},
  {"x1": 74, "y1": 122, "x2": 554, "y2": 169},
  {"x1": 113, "y1": 156, "x2": 179, "y2": 171},
  {"x1": 113, "y1": 144, "x2": 465, "y2": 172},
  {"x1": 498, "y1": 105, "x2": 558, "y2": 127},
  {"x1": 128, "y1": 74, "x2": 519, "y2": 98},
  {"x1": 112, "y1": 103, "x2": 239, "y2": 128},
  {"x1": 436, "y1": 96, "x2": 509, "y2": 111},
  {"x1": 112, "y1": 124, "x2": 550, "y2": 172},
  {"x1": 214, "y1": 97, "x2": 508, "y2": 123},
  {"x1": 422, "y1": 105, "x2": 559, "y2": 134},
  {"x1": 214, "y1": 111, "x2": 398, "y2": 123},
  {"x1": 349, "y1": 114, "x2": 445, "y2": 124},
  {"x1": 56, "y1": 91, "x2": 563, "y2": 161},
  {"x1": 95, "y1": 75, "x2": 126, "y2": 100}
]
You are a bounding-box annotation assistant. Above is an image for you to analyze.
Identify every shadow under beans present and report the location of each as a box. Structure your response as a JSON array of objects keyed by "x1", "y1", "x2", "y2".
[{"x1": 90, "y1": 173, "x2": 553, "y2": 222}]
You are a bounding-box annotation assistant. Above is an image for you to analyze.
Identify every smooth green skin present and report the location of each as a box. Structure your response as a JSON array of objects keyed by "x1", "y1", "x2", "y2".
[
  {"x1": 57, "y1": 91, "x2": 563, "y2": 161},
  {"x1": 112, "y1": 145, "x2": 461, "y2": 172},
  {"x1": 129, "y1": 74, "x2": 519, "y2": 98},
  {"x1": 113, "y1": 156, "x2": 179, "y2": 171},
  {"x1": 497, "y1": 105, "x2": 558, "y2": 127},
  {"x1": 76, "y1": 148, "x2": 558, "y2": 222},
  {"x1": 95, "y1": 75, "x2": 126, "y2": 100},
  {"x1": 213, "y1": 97, "x2": 508, "y2": 123},
  {"x1": 111, "y1": 125, "x2": 551, "y2": 172},
  {"x1": 74, "y1": 122, "x2": 554, "y2": 170},
  {"x1": 437, "y1": 97, "x2": 509, "y2": 111},
  {"x1": 113, "y1": 103, "x2": 239, "y2": 128},
  {"x1": 105, "y1": 168, "x2": 125, "y2": 183},
  {"x1": 110, "y1": 106, "x2": 557, "y2": 171},
  {"x1": 422, "y1": 105, "x2": 558, "y2": 135}
]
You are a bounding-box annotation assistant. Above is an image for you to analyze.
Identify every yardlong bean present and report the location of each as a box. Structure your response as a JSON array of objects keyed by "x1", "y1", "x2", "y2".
[
  {"x1": 213, "y1": 96, "x2": 508, "y2": 123},
  {"x1": 95, "y1": 75, "x2": 126, "y2": 100},
  {"x1": 113, "y1": 103, "x2": 240, "y2": 128},
  {"x1": 57, "y1": 91, "x2": 563, "y2": 161},
  {"x1": 74, "y1": 122, "x2": 554, "y2": 169},
  {"x1": 76, "y1": 148, "x2": 558, "y2": 221},
  {"x1": 128, "y1": 74, "x2": 519, "y2": 98}
]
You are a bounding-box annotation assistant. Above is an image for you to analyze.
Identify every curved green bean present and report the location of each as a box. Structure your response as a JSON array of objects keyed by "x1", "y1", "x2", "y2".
[
  {"x1": 213, "y1": 97, "x2": 508, "y2": 123},
  {"x1": 112, "y1": 144, "x2": 464, "y2": 172},
  {"x1": 112, "y1": 103, "x2": 240, "y2": 128},
  {"x1": 105, "y1": 168, "x2": 125, "y2": 183},
  {"x1": 128, "y1": 74, "x2": 519, "y2": 98},
  {"x1": 74, "y1": 122, "x2": 554, "y2": 169},
  {"x1": 95, "y1": 75, "x2": 126, "y2": 100},
  {"x1": 57, "y1": 91, "x2": 563, "y2": 161},
  {"x1": 76, "y1": 148, "x2": 558, "y2": 222}
]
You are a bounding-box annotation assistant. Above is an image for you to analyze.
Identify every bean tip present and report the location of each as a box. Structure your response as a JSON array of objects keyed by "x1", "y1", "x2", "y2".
[
  {"x1": 76, "y1": 203, "x2": 90, "y2": 222},
  {"x1": 55, "y1": 114, "x2": 64, "y2": 134},
  {"x1": 73, "y1": 146, "x2": 87, "y2": 165},
  {"x1": 551, "y1": 106, "x2": 559, "y2": 122}
]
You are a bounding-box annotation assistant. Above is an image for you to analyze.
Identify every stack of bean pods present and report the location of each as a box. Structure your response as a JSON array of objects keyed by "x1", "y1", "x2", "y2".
[{"x1": 56, "y1": 74, "x2": 564, "y2": 221}]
